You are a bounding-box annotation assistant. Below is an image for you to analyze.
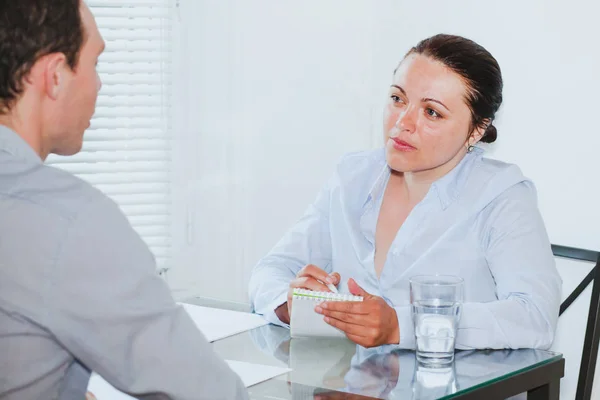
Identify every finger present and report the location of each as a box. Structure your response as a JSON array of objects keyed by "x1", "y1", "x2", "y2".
[
  {"x1": 297, "y1": 264, "x2": 341, "y2": 286},
  {"x1": 348, "y1": 278, "x2": 371, "y2": 297},
  {"x1": 290, "y1": 276, "x2": 330, "y2": 293},
  {"x1": 323, "y1": 315, "x2": 374, "y2": 337},
  {"x1": 86, "y1": 392, "x2": 97, "y2": 400},
  {"x1": 297, "y1": 264, "x2": 329, "y2": 280},
  {"x1": 316, "y1": 309, "x2": 364, "y2": 325},
  {"x1": 319, "y1": 300, "x2": 369, "y2": 314},
  {"x1": 346, "y1": 333, "x2": 377, "y2": 348},
  {"x1": 330, "y1": 272, "x2": 341, "y2": 286}
]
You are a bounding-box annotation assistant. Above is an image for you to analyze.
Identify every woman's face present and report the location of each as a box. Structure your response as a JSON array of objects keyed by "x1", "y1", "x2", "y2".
[{"x1": 383, "y1": 54, "x2": 482, "y2": 175}]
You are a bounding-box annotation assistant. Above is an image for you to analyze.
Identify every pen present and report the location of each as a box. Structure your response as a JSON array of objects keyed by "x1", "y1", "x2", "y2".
[{"x1": 325, "y1": 282, "x2": 339, "y2": 293}]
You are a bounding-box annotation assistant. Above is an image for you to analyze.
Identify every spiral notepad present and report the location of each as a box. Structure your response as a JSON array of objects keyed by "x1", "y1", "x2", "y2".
[{"x1": 290, "y1": 288, "x2": 363, "y2": 338}]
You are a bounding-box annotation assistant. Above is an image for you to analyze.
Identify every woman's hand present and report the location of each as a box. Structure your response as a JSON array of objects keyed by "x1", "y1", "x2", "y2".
[
  {"x1": 315, "y1": 278, "x2": 399, "y2": 348},
  {"x1": 274, "y1": 264, "x2": 340, "y2": 324},
  {"x1": 85, "y1": 392, "x2": 97, "y2": 400}
]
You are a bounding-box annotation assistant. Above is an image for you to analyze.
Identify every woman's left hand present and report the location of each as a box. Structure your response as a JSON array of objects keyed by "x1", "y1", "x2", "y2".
[{"x1": 315, "y1": 278, "x2": 400, "y2": 348}]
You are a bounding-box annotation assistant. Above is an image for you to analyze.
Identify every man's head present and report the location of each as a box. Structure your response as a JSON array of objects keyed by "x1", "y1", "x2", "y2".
[{"x1": 0, "y1": 0, "x2": 105, "y2": 159}]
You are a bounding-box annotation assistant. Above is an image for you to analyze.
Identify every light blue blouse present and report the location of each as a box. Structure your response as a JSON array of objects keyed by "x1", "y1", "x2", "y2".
[{"x1": 249, "y1": 147, "x2": 561, "y2": 350}]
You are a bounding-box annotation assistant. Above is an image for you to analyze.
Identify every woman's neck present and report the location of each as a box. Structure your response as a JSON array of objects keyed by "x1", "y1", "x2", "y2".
[{"x1": 389, "y1": 147, "x2": 468, "y2": 204}]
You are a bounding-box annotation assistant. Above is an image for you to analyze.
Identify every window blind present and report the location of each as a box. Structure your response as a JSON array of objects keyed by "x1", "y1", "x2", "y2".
[{"x1": 47, "y1": 0, "x2": 174, "y2": 275}]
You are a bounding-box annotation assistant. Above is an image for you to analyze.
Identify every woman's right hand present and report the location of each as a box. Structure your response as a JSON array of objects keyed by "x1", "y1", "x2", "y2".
[{"x1": 275, "y1": 264, "x2": 340, "y2": 324}]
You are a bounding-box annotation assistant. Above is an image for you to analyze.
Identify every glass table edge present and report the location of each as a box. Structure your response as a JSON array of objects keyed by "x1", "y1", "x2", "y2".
[{"x1": 440, "y1": 351, "x2": 564, "y2": 400}]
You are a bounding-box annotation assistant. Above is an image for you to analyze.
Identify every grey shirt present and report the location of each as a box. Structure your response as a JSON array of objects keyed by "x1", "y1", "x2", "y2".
[{"x1": 0, "y1": 126, "x2": 248, "y2": 400}]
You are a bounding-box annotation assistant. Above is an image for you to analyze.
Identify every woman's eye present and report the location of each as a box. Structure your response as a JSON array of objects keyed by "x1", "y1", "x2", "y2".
[
  {"x1": 426, "y1": 108, "x2": 441, "y2": 118},
  {"x1": 391, "y1": 95, "x2": 404, "y2": 104}
]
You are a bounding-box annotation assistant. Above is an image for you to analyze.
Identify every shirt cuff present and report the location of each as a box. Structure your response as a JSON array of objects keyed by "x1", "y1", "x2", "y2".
[
  {"x1": 395, "y1": 305, "x2": 415, "y2": 349},
  {"x1": 261, "y1": 291, "x2": 290, "y2": 329}
]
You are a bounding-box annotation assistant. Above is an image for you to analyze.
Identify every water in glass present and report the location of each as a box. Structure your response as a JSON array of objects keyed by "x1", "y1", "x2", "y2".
[{"x1": 410, "y1": 275, "x2": 463, "y2": 365}]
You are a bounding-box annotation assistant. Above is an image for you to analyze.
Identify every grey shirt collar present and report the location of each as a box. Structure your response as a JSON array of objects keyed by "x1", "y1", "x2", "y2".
[{"x1": 0, "y1": 125, "x2": 43, "y2": 165}]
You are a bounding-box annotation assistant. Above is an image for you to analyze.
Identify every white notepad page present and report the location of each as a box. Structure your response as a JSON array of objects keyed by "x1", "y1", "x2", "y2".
[
  {"x1": 87, "y1": 360, "x2": 290, "y2": 399},
  {"x1": 290, "y1": 289, "x2": 363, "y2": 338},
  {"x1": 178, "y1": 302, "x2": 268, "y2": 342}
]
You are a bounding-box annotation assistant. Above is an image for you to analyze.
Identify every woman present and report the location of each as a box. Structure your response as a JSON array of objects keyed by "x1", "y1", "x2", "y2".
[{"x1": 248, "y1": 34, "x2": 561, "y2": 350}]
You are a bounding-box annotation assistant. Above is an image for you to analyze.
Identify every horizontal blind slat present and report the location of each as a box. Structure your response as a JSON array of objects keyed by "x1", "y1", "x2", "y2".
[
  {"x1": 120, "y1": 204, "x2": 170, "y2": 216},
  {"x1": 111, "y1": 193, "x2": 171, "y2": 206},
  {"x1": 96, "y1": 96, "x2": 166, "y2": 107},
  {"x1": 93, "y1": 8, "x2": 170, "y2": 18},
  {"x1": 100, "y1": 52, "x2": 170, "y2": 63},
  {"x1": 102, "y1": 31, "x2": 164, "y2": 41},
  {"x1": 93, "y1": 108, "x2": 167, "y2": 118},
  {"x1": 90, "y1": 118, "x2": 163, "y2": 129},
  {"x1": 132, "y1": 225, "x2": 170, "y2": 236},
  {"x1": 97, "y1": 62, "x2": 164, "y2": 73},
  {"x1": 145, "y1": 237, "x2": 172, "y2": 247},
  {"x1": 81, "y1": 139, "x2": 170, "y2": 151},
  {"x1": 80, "y1": 129, "x2": 167, "y2": 140},
  {"x1": 99, "y1": 85, "x2": 164, "y2": 95},
  {"x1": 128, "y1": 214, "x2": 170, "y2": 225},
  {"x1": 71, "y1": 173, "x2": 170, "y2": 185},
  {"x1": 47, "y1": 152, "x2": 170, "y2": 164},
  {"x1": 87, "y1": 0, "x2": 169, "y2": 7},
  {"x1": 95, "y1": 182, "x2": 169, "y2": 194},
  {"x1": 97, "y1": 20, "x2": 164, "y2": 30},
  {"x1": 99, "y1": 73, "x2": 170, "y2": 85}
]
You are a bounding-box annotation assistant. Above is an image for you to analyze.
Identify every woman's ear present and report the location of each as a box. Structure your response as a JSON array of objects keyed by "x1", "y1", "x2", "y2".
[{"x1": 468, "y1": 118, "x2": 490, "y2": 147}]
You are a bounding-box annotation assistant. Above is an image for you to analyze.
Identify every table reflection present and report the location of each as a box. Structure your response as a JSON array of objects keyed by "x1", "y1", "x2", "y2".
[{"x1": 249, "y1": 325, "x2": 552, "y2": 400}]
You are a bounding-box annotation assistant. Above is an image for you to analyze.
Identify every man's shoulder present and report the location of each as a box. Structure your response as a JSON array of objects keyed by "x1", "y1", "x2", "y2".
[{"x1": 0, "y1": 161, "x2": 117, "y2": 223}]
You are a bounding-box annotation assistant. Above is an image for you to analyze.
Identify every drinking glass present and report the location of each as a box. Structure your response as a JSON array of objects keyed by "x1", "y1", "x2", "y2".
[{"x1": 410, "y1": 275, "x2": 464, "y2": 365}]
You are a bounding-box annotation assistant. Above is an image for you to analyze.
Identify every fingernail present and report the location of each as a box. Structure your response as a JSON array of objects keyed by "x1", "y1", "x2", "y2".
[
  {"x1": 320, "y1": 302, "x2": 328, "y2": 309},
  {"x1": 315, "y1": 306, "x2": 323, "y2": 313},
  {"x1": 324, "y1": 317, "x2": 330, "y2": 323},
  {"x1": 326, "y1": 276, "x2": 334, "y2": 283}
]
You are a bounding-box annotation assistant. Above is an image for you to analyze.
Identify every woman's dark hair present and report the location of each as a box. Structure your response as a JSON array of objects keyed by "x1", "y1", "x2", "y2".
[
  {"x1": 0, "y1": 0, "x2": 84, "y2": 114},
  {"x1": 402, "y1": 34, "x2": 502, "y2": 143}
]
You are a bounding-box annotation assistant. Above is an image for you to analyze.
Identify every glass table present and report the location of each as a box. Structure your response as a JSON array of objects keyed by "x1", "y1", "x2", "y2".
[{"x1": 186, "y1": 298, "x2": 564, "y2": 400}]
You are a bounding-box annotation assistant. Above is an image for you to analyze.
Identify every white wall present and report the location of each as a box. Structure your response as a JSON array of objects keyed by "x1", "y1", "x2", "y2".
[
  {"x1": 169, "y1": 1, "x2": 600, "y2": 398},
  {"x1": 170, "y1": 0, "x2": 377, "y2": 300}
]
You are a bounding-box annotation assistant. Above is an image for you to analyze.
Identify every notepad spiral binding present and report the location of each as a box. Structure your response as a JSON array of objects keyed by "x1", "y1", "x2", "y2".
[{"x1": 292, "y1": 288, "x2": 363, "y2": 302}]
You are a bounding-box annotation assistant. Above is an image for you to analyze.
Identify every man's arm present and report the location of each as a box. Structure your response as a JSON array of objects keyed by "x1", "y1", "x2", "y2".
[{"x1": 46, "y1": 194, "x2": 248, "y2": 400}]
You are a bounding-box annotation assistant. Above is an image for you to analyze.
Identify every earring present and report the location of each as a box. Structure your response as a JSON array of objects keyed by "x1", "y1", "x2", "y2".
[{"x1": 467, "y1": 144, "x2": 474, "y2": 153}]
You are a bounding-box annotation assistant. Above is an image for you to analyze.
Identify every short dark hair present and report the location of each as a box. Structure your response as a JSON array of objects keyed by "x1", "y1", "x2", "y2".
[
  {"x1": 402, "y1": 34, "x2": 503, "y2": 143},
  {"x1": 0, "y1": 0, "x2": 84, "y2": 114}
]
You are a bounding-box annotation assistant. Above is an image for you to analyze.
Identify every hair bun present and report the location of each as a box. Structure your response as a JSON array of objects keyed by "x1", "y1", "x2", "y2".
[{"x1": 481, "y1": 124, "x2": 497, "y2": 143}]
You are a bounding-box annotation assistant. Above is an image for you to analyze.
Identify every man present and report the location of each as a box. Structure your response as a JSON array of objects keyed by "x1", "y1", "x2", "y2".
[{"x1": 0, "y1": 1, "x2": 248, "y2": 399}]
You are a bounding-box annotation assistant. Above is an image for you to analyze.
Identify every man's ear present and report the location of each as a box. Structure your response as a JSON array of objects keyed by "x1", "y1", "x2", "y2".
[{"x1": 36, "y1": 53, "x2": 69, "y2": 101}]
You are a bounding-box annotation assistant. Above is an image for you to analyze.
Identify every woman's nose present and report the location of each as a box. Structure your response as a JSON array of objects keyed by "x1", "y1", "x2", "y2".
[{"x1": 394, "y1": 107, "x2": 416, "y2": 132}]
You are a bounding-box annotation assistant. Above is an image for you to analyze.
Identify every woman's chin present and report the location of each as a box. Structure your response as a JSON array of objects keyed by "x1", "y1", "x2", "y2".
[{"x1": 385, "y1": 150, "x2": 416, "y2": 173}]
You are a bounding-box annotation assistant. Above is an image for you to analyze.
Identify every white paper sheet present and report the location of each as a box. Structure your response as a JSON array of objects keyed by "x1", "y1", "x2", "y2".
[
  {"x1": 227, "y1": 360, "x2": 290, "y2": 387},
  {"x1": 87, "y1": 375, "x2": 134, "y2": 400},
  {"x1": 178, "y1": 303, "x2": 268, "y2": 342},
  {"x1": 87, "y1": 360, "x2": 290, "y2": 399}
]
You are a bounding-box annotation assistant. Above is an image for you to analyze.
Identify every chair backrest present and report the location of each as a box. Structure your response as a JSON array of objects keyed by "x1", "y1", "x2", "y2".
[{"x1": 551, "y1": 244, "x2": 600, "y2": 400}]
